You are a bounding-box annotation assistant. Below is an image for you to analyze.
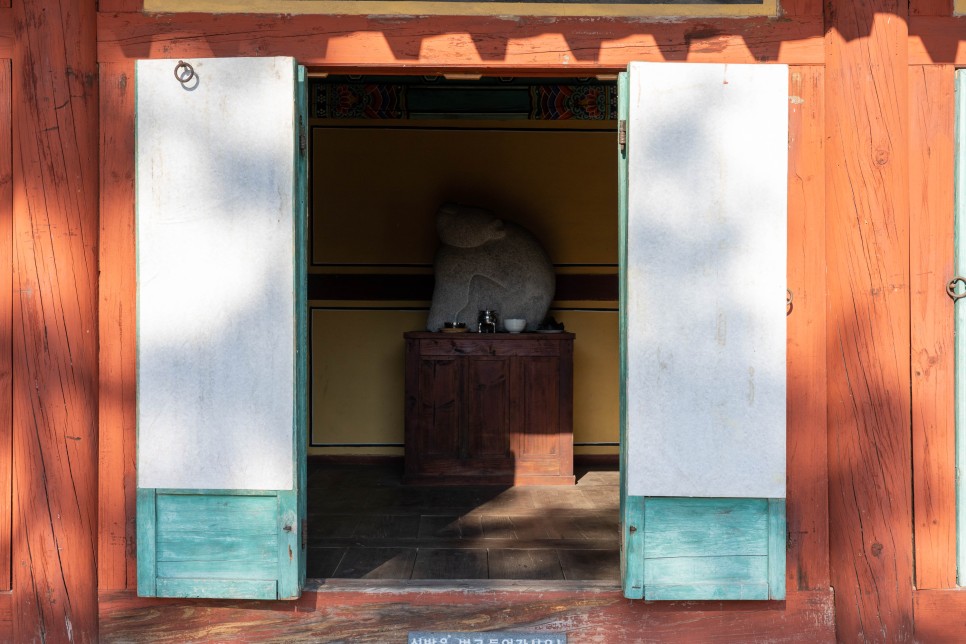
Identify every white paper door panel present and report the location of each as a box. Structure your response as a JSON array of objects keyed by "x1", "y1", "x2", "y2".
[
  {"x1": 625, "y1": 62, "x2": 787, "y2": 499},
  {"x1": 136, "y1": 57, "x2": 297, "y2": 491}
]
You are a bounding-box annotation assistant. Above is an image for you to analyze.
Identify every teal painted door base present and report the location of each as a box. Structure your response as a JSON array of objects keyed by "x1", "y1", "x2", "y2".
[
  {"x1": 622, "y1": 496, "x2": 786, "y2": 601},
  {"x1": 137, "y1": 489, "x2": 302, "y2": 600}
]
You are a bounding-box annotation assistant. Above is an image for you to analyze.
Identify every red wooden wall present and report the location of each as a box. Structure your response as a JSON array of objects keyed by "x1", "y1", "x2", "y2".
[
  {"x1": 0, "y1": 0, "x2": 100, "y2": 642},
  {"x1": 0, "y1": 0, "x2": 963, "y2": 640}
]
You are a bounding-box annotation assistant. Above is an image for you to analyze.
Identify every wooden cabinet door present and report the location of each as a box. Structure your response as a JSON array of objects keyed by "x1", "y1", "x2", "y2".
[
  {"x1": 414, "y1": 358, "x2": 462, "y2": 459},
  {"x1": 515, "y1": 356, "x2": 561, "y2": 459},
  {"x1": 465, "y1": 357, "x2": 512, "y2": 460}
]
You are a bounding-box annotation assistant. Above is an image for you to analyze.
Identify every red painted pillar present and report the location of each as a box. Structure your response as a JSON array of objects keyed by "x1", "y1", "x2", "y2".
[
  {"x1": 11, "y1": 0, "x2": 99, "y2": 640},
  {"x1": 825, "y1": 0, "x2": 914, "y2": 641}
]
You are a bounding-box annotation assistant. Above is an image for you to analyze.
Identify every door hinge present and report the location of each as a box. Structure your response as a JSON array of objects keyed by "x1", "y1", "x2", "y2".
[
  {"x1": 301, "y1": 519, "x2": 307, "y2": 550},
  {"x1": 618, "y1": 120, "x2": 627, "y2": 155}
]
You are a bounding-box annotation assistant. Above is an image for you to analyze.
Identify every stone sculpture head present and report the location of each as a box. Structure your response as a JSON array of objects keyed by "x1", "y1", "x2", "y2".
[
  {"x1": 436, "y1": 202, "x2": 507, "y2": 248},
  {"x1": 427, "y1": 202, "x2": 556, "y2": 333}
]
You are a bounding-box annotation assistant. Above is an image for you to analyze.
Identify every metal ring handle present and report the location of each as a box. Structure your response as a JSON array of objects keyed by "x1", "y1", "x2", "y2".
[
  {"x1": 786, "y1": 289, "x2": 793, "y2": 315},
  {"x1": 174, "y1": 60, "x2": 195, "y2": 84},
  {"x1": 948, "y1": 276, "x2": 966, "y2": 301}
]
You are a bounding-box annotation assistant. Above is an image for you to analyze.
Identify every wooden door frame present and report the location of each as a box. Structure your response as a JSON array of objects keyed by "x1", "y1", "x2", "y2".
[
  {"x1": 85, "y1": 1, "x2": 961, "y2": 641},
  {"x1": 98, "y1": 52, "x2": 833, "y2": 644}
]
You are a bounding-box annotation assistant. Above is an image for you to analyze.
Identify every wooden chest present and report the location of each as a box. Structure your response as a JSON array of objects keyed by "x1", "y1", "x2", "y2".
[{"x1": 403, "y1": 331, "x2": 575, "y2": 485}]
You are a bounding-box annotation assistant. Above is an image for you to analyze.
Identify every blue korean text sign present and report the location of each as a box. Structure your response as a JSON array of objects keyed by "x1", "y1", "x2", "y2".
[{"x1": 409, "y1": 633, "x2": 566, "y2": 644}]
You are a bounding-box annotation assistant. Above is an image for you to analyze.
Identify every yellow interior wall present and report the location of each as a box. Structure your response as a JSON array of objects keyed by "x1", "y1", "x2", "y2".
[
  {"x1": 309, "y1": 121, "x2": 618, "y2": 456},
  {"x1": 312, "y1": 126, "x2": 617, "y2": 266},
  {"x1": 310, "y1": 309, "x2": 619, "y2": 455}
]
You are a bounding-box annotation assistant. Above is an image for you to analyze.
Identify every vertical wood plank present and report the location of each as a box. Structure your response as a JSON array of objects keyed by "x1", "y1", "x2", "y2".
[
  {"x1": 786, "y1": 65, "x2": 829, "y2": 592},
  {"x1": 521, "y1": 358, "x2": 557, "y2": 457},
  {"x1": 295, "y1": 64, "x2": 308, "y2": 593},
  {"x1": 767, "y1": 499, "x2": 787, "y2": 599},
  {"x1": 136, "y1": 489, "x2": 157, "y2": 597},
  {"x1": 277, "y1": 490, "x2": 300, "y2": 599},
  {"x1": 825, "y1": 2, "x2": 914, "y2": 641},
  {"x1": 955, "y1": 70, "x2": 966, "y2": 588},
  {"x1": 0, "y1": 60, "x2": 11, "y2": 594},
  {"x1": 910, "y1": 64, "x2": 956, "y2": 590},
  {"x1": 622, "y1": 495, "x2": 644, "y2": 599},
  {"x1": 557, "y1": 337, "x2": 573, "y2": 477},
  {"x1": 99, "y1": 60, "x2": 137, "y2": 592},
  {"x1": 12, "y1": 0, "x2": 98, "y2": 639}
]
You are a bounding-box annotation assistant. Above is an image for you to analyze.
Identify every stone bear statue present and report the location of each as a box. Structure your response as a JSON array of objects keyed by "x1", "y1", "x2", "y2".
[{"x1": 427, "y1": 203, "x2": 555, "y2": 332}]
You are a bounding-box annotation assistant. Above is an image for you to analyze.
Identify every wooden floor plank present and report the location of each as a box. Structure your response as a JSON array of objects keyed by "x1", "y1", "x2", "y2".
[
  {"x1": 308, "y1": 462, "x2": 618, "y2": 580},
  {"x1": 558, "y1": 549, "x2": 621, "y2": 581},
  {"x1": 308, "y1": 514, "x2": 359, "y2": 539},
  {"x1": 579, "y1": 487, "x2": 620, "y2": 511},
  {"x1": 417, "y1": 515, "x2": 463, "y2": 539},
  {"x1": 352, "y1": 515, "x2": 420, "y2": 539},
  {"x1": 411, "y1": 549, "x2": 488, "y2": 580},
  {"x1": 316, "y1": 537, "x2": 617, "y2": 551},
  {"x1": 306, "y1": 548, "x2": 346, "y2": 579},
  {"x1": 333, "y1": 548, "x2": 417, "y2": 580},
  {"x1": 488, "y1": 550, "x2": 565, "y2": 580},
  {"x1": 481, "y1": 515, "x2": 521, "y2": 539}
]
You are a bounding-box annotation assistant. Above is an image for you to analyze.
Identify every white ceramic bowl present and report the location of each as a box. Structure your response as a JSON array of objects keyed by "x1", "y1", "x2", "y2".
[{"x1": 504, "y1": 318, "x2": 526, "y2": 333}]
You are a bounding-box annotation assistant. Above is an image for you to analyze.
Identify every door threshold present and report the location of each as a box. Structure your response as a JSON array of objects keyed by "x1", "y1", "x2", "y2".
[{"x1": 306, "y1": 578, "x2": 621, "y2": 593}]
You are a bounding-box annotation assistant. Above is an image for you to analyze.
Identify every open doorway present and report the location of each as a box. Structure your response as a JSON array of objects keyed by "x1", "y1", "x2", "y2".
[{"x1": 305, "y1": 74, "x2": 620, "y2": 582}]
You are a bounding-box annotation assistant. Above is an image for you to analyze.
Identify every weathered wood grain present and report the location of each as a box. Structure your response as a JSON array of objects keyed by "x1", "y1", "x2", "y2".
[
  {"x1": 100, "y1": 0, "x2": 143, "y2": 11},
  {"x1": 786, "y1": 65, "x2": 829, "y2": 593},
  {"x1": 0, "y1": 591, "x2": 10, "y2": 640},
  {"x1": 780, "y1": 0, "x2": 822, "y2": 16},
  {"x1": 100, "y1": 587, "x2": 835, "y2": 643},
  {"x1": 96, "y1": 12, "x2": 824, "y2": 68},
  {"x1": 405, "y1": 333, "x2": 574, "y2": 486},
  {"x1": 909, "y1": 16, "x2": 966, "y2": 64},
  {"x1": 0, "y1": 60, "x2": 11, "y2": 595},
  {"x1": 411, "y1": 548, "x2": 489, "y2": 580},
  {"x1": 910, "y1": 64, "x2": 956, "y2": 591},
  {"x1": 557, "y1": 549, "x2": 618, "y2": 581},
  {"x1": 13, "y1": 0, "x2": 99, "y2": 640},
  {"x1": 826, "y1": 2, "x2": 914, "y2": 642},
  {"x1": 99, "y1": 60, "x2": 137, "y2": 593},
  {"x1": 488, "y1": 549, "x2": 564, "y2": 580},
  {"x1": 333, "y1": 547, "x2": 417, "y2": 579},
  {"x1": 913, "y1": 589, "x2": 966, "y2": 641},
  {"x1": 0, "y1": 9, "x2": 12, "y2": 59}
]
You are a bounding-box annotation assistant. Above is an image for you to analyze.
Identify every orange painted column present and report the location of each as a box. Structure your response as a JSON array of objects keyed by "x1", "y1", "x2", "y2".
[
  {"x1": 11, "y1": 0, "x2": 99, "y2": 640},
  {"x1": 825, "y1": 0, "x2": 914, "y2": 641}
]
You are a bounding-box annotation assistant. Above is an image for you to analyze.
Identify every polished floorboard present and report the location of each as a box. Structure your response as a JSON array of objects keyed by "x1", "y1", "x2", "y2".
[{"x1": 306, "y1": 459, "x2": 620, "y2": 581}]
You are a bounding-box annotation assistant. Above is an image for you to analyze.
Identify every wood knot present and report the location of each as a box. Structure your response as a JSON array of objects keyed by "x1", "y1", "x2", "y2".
[
  {"x1": 871, "y1": 542, "x2": 883, "y2": 557},
  {"x1": 874, "y1": 149, "x2": 890, "y2": 166}
]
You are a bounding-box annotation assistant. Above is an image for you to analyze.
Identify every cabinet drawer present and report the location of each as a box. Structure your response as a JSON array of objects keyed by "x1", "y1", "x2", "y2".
[{"x1": 416, "y1": 338, "x2": 561, "y2": 357}]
